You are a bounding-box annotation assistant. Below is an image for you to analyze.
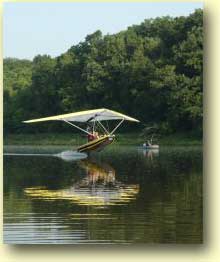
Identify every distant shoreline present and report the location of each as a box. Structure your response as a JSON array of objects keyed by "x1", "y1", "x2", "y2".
[{"x1": 4, "y1": 132, "x2": 202, "y2": 146}]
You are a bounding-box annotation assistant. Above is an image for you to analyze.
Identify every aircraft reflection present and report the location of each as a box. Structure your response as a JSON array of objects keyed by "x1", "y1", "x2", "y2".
[
  {"x1": 24, "y1": 159, "x2": 139, "y2": 206},
  {"x1": 142, "y1": 148, "x2": 159, "y2": 160}
]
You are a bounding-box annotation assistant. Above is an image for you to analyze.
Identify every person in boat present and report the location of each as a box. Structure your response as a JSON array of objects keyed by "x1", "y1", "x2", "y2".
[
  {"x1": 143, "y1": 140, "x2": 152, "y2": 147},
  {"x1": 143, "y1": 134, "x2": 155, "y2": 147}
]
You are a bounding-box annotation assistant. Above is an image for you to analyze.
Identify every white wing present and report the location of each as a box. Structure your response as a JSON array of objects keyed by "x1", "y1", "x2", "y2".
[{"x1": 23, "y1": 108, "x2": 139, "y2": 123}]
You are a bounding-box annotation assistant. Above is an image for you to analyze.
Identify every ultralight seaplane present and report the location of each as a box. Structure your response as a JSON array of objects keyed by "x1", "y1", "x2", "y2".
[{"x1": 23, "y1": 108, "x2": 139, "y2": 153}]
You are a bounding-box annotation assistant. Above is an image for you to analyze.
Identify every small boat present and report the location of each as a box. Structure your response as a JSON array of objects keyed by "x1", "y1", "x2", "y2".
[
  {"x1": 142, "y1": 135, "x2": 159, "y2": 149},
  {"x1": 140, "y1": 127, "x2": 160, "y2": 150},
  {"x1": 142, "y1": 131, "x2": 159, "y2": 150},
  {"x1": 23, "y1": 108, "x2": 139, "y2": 153},
  {"x1": 142, "y1": 143, "x2": 159, "y2": 149}
]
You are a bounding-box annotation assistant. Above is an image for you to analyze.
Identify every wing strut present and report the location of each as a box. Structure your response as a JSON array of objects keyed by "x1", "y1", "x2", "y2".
[
  {"x1": 97, "y1": 120, "x2": 110, "y2": 135},
  {"x1": 63, "y1": 120, "x2": 93, "y2": 136},
  {"x1": 110, "y1": 119, "x2": 125, "y2": 135}
]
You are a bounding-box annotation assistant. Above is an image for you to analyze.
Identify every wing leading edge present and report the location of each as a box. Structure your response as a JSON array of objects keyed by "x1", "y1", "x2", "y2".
[{"x1": 23, "y1": 108, "x2": 140, "y2": 123}]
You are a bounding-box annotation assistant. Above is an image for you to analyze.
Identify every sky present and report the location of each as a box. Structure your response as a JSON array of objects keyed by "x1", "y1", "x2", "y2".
[{"x1": 4, "y1": 2, "x2": 203, "y2": 60}]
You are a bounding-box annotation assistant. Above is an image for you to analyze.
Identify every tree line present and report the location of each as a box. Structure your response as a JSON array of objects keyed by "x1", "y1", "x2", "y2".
[{"x1": 4, "y1": 9, "x2": 203, "y2": 136}]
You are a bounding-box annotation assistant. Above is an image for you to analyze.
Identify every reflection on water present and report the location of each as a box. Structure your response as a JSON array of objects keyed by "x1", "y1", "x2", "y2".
[
  {"x1": 24, "y1": 160, "x2": 139, "y2": 206},
  {"x1": 3, "y1": 146, "x2": 202, "y2": 244},
  {"x1": 142, "y1": 148, "x2": 159, "y2": 159}
]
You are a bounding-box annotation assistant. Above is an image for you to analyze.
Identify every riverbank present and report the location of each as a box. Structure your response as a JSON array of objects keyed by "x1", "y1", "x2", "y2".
[{"x1": 4, "y1": 132, "x2": 202, "y2": 146}]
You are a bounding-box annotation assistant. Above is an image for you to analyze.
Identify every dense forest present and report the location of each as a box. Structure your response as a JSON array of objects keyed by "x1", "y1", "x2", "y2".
[{"x1": 4, "y1": 9, "x2": 203, "y2": 136}]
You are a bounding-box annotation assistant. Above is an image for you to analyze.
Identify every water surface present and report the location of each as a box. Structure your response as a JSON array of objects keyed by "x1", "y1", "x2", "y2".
[{"x1": 3, "y1": 145, "x2": 202, "y2": 244}]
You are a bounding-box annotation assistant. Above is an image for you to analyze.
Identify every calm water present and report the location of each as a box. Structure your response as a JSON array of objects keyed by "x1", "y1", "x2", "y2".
[{"x1": 3, "y1": 145, "x2": 202, "y2": 244}]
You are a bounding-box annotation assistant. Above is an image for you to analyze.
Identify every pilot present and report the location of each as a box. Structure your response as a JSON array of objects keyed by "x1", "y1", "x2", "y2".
[{"x1": 87, "y1": 126, "x2": 99, "y2": 142}]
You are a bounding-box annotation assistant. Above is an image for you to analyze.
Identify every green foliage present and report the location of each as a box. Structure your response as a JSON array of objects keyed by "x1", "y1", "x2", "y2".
[
  {"x1": 3, "y1": 58, "x2": 32, "y2": 96},
  {"x1": 3, "y1": 9, "x2": 203, "y2": 137}
]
